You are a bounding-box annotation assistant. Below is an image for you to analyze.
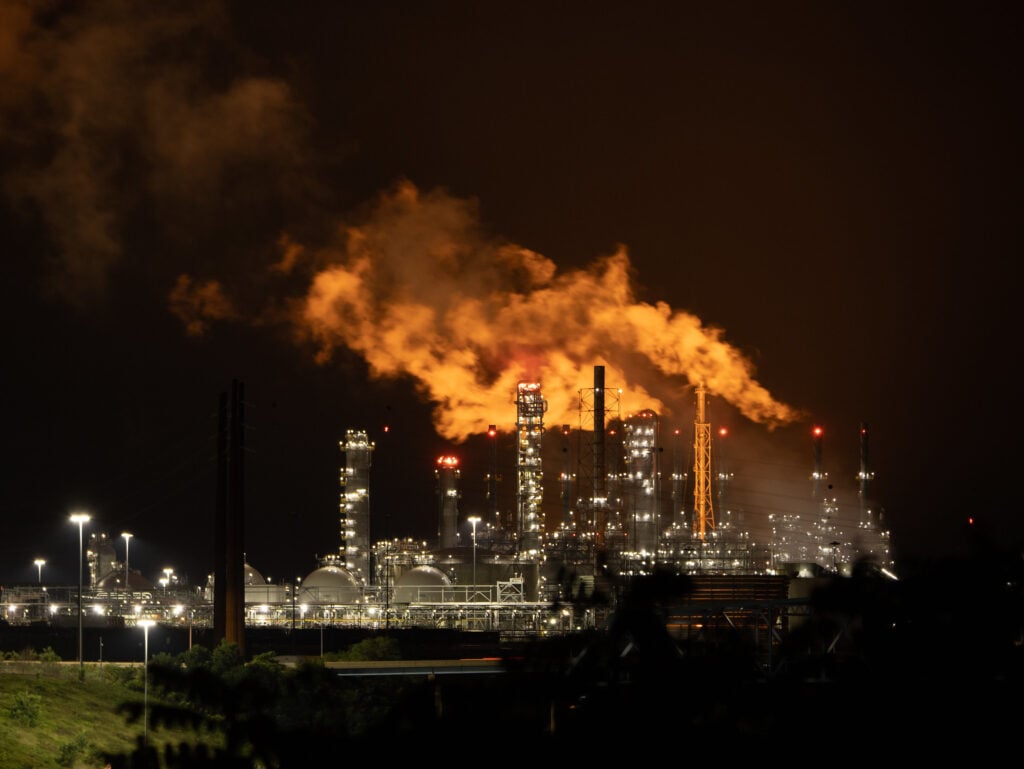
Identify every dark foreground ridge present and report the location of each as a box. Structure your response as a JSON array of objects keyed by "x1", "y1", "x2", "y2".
[{"x1": 3, "y1": 551, "x2": 1023, "y2": 765}]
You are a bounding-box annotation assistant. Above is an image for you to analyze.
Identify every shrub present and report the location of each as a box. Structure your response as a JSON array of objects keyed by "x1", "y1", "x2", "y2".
[
  {"x1": 8, "y1": 689, "x2": 42, "y2": 727},
  {"x1": 56, "y1": 731, "x2": 94, "y2": 767},
  {"x1": 102, "y1": 664, "x2": 137, "y2": 687}
]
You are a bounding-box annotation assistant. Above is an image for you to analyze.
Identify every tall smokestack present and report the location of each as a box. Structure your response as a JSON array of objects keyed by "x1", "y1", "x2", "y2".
[
  {"x1": 214, "y1": 392, "x2": 227, "y2": 644},
  {"x1": 811, "y1": 425, "x2": 825, "y2": 502},
  {"x1": 214, "y1": 380, "x2": 245, "y2": 655},
  {"x1": 593, "y1": 365, "x2": 606, "y2": 543}
]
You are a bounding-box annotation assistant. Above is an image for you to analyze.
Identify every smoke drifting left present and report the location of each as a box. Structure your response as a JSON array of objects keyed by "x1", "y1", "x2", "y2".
[
  {"x1": 0, "y1": 1, "x2": 315, "y2": 306},
  {"x1": 291, "y1": 181, "x2": 800, "y2": 441},
  {"x1": 2, "y1": 0, "x2": 800, "y2": 446}
]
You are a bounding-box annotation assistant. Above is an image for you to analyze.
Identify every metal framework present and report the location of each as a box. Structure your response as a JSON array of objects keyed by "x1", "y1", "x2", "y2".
[{"x1": 692, "y1": 384, "x2": 715, "y2": 540}]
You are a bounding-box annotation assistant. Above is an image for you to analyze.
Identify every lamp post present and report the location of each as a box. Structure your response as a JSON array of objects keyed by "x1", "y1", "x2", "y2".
[
  {"x1": 468, "y1": 516, "x2": 481, "y2": 598},
  {"x1": 122, "y1": 532, "x2": 132, "y2": 600},
  {"x1": 69, "y1": 513, "x2": 90, "y2": 681},
  {"x1": 33, "y1": 558, "x2": 45, "y2": 584},
  {"x1": 162, "y1": 567, "x2": 174, "y2": 596},
  {"x1": 138, "y1": 619, "x2": 155, "y2": 746}
]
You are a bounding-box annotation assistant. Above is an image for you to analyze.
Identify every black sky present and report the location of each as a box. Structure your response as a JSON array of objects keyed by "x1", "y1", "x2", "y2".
[{"x1": 1, "y1": 1, "x2": 1020, "y2": 588}]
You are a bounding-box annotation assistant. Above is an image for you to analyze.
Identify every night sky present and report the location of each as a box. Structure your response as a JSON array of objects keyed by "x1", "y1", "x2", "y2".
[{"x1": 1, "y1": 1, "x2": 1019, "y2": 589}]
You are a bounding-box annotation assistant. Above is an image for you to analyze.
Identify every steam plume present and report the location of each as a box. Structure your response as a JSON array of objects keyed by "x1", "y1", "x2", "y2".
[{"x1": 297, "y1": 181, "x2": 799, "y2": 441}]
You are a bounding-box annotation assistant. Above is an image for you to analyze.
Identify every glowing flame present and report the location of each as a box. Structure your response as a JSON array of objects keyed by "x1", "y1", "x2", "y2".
[{"x1": 295, "y1": 181, "x2": 798, "y2": 442}]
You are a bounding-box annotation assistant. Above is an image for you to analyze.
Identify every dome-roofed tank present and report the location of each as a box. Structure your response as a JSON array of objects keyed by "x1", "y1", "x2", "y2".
[
  {"x1": 393, "y1": 564, "x2": 451, "y2": 604},
  {"x1": 300, "y1": 564, "x2": 361, "y2": 604},
  {"x1": 244, "y1": 563, "x2": 267, "y2": 586}
]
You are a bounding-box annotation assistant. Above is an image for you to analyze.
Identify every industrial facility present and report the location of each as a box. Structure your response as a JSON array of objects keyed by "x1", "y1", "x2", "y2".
[{"x1": 0, "y1": 366, "x2": 894, "y2": 645}]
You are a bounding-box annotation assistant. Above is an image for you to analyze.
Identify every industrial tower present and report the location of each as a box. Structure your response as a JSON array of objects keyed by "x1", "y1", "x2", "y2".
[
  {"x1": 515, "y1": 382, "x2": 546, "y2": 555},
  {"x1": 855, "y1": 421, "x2": 894, "y2": 571},
  {"x1": 339, "y1": 429, "x2": 374, "y2": 584},
  {"x1": 670, "y1": 427, "x2": 687, "y2": 531},
  {"x1": 692, "y1": 383, "x2": 715, "y2": 540},
  {"x1": 435, "y1": 455, "x2": 461, "y2": 550},
  {"x1": 809, "y1": 426, "x2": 849, "y2": 573},
  {"x1": 623, "y1": 409, "x2": 660, "y2": 555},
  {"x1": 857, "y1": 421, "x2": 875, "y2": 528},
  {"x1": 575, "y1": 366, "x2": 621, "y2": 550}
]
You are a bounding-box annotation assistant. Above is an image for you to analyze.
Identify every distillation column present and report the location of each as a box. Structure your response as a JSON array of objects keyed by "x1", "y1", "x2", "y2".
[
  {"x1": 692, "y1": 384, "x2": 715, "y2": 540},
  {"x1": 624, "y1": 409, "x2": 660, "y2": 554},
  {"x1": 516, "y1": 382, "x2": 546, "y2": 555},
  {"x1": 339, "y1": 429, "x2": 374, "y2": 585},
  {"x1": 435, "y1": 455, "x2": 461, "y2": 550}
]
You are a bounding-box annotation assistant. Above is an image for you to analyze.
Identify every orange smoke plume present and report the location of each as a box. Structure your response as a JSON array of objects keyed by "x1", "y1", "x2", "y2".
[
  {"x1": 169, "y1": 274, "x2": 238, "y2": 337},
  {"x1": 296, "y1": 180, "x2": 799, "y2": 441}
]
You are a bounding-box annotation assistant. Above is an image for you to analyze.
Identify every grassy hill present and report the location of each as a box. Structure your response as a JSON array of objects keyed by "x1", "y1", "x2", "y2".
[{"x1": 0, "y1": 660, "x2": 219, "y2": 769}]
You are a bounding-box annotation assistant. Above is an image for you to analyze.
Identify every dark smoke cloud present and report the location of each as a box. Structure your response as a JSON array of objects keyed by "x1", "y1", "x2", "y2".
[{"x1": 0, "y1": 0, "x2": 312, "y2": 306}]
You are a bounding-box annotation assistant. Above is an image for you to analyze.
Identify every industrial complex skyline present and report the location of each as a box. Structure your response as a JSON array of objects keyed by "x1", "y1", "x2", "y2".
[{"x1": 1, "y1": 2, "x2": 1020, "y2": 588}]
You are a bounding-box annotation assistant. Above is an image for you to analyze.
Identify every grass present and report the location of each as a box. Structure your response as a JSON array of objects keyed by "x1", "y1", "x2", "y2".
[{"x1": 0, "y1": 661, "x2": 219, "y2": 769}]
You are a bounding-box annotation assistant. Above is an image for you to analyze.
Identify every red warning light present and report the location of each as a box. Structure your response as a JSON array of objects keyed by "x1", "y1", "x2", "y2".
[
  {"x1": 383, "y1": 425, "x2": 390, "y2": 433},
  {"x1": 487, "y1": 425, "x2": 497, "y2": 438},
  {"x1": 812, "y1": 426, "x2": 823, "y2": 437},
  {"x1": 718, "y1": 427, "x2": 728, "y2": 437},
  {"x1": 968, "y1": 516, "x2": 975, "y2": 526}
]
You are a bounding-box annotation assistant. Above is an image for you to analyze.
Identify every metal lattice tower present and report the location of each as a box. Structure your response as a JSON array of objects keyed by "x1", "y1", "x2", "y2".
[
  {"x1": 339, "y1": 429, "x2": 374, "y2": 585},
  {"x1": 692, "y1": 384, "x2": 715, "y2": 540}
]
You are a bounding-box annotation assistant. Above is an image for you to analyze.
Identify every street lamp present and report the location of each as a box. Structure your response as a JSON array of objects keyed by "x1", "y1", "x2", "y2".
[
  {"x1": 468, "y1": 516, "x2": 481, "y2": 597},
  {"x1": 69, "y1": 512, "x2": 90, "y2": 681},
  {"x1": 33, "y1": 558, "x2": 45, "y2": 584},
  {"x1": 122, "y1": 532, "x2": 133, "y2": 599},
  {"x1": 162, "y1": 567, "x2": 174, "y2": 595},
  {"x1": 138, "y1": 619, "x2": 155, "y2": 746}
]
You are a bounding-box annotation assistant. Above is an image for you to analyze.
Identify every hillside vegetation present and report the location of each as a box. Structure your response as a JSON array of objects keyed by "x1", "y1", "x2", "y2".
[
  {"x1": 0, "y1": 653, "x2": 220, "y2": 768},
  {"x1": 0, "y1": 637, "x2": 418, "y2": 769}
]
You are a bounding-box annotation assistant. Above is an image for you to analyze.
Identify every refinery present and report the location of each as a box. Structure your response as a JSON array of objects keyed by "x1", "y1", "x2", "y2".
[{"x1": 0, "y1": 366, "x2": 894, "y2": 642}]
